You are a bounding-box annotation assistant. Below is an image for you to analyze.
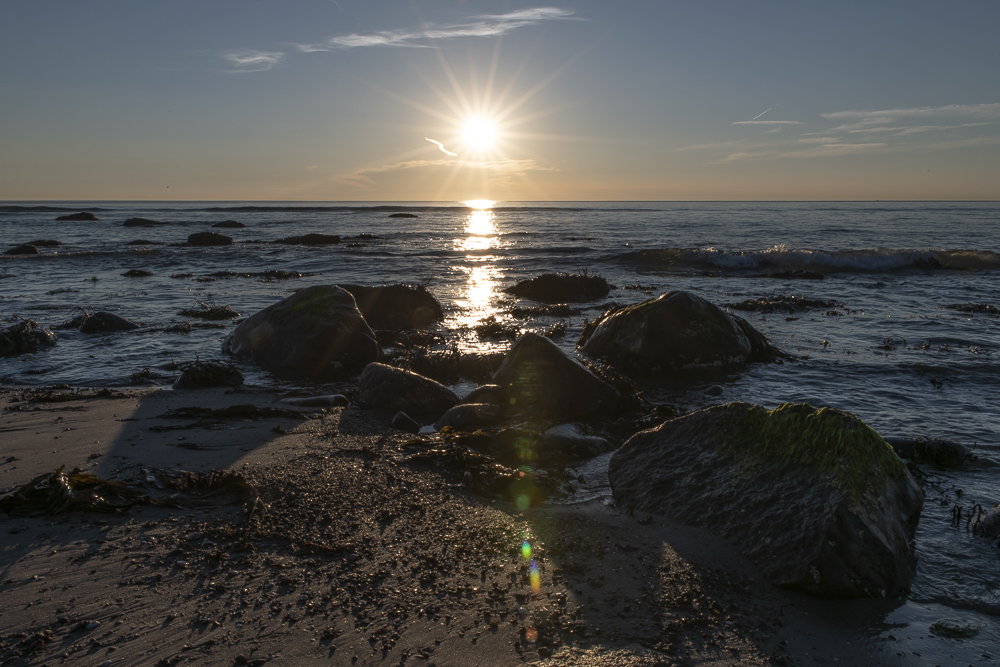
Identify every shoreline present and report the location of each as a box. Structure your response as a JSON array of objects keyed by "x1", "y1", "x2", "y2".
[{"x1": 0, "y1": 385, "x2": 947, "y2": 666}]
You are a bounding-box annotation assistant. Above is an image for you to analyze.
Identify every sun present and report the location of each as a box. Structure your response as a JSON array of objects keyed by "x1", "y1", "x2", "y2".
[{"x1": 460, "y1": 116, "x2": 499, "y2": 151}]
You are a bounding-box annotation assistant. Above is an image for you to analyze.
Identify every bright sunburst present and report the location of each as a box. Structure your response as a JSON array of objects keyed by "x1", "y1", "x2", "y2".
[{"x1": 461, "y1": 116, "x2": 499, "y2": 151}]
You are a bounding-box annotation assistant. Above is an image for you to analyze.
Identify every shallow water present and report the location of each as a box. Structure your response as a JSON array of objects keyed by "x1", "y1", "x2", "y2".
[{"x1": 2, "y1": 200, "x2": 998, "y2": 660}]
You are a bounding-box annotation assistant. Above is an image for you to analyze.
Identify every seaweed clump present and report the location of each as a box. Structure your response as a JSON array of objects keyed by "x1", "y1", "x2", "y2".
[
  {"x1": 713, "y1": 402, "x2": 907, "y2": 512},
  {"x1": 178, "y1": 301, "x2": 240, "y2": 320}
]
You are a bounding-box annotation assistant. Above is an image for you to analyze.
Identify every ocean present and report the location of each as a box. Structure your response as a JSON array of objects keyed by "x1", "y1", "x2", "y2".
[{"x1": 2, "y1": 200, "x2": 998, "y2": 659}]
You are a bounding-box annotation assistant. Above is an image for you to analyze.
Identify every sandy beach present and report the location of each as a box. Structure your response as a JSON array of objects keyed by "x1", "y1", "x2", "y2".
[{"x1": 0, "y1": 385, "x2": 924, "y2": 667}]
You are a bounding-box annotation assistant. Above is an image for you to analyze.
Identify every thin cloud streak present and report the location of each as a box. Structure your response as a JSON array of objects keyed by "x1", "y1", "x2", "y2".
[
  {"x1": 778, "y1": 143, "x2": 886, "y2": 158},
  {"x1": 425, "y1": 138, "x2": 457, "y2": 156},
  {"x1": 299, "y1": 7, "x2": 576, "y2": 51},
  {"x1": 822, "y1": 103, "x2": 1000, "y2": 121},
  {"x1": 356, "y1": 158, "x2": 554, "y2": 175},
  {"x1": 222, "y1": 50, "x2": 284, "y2": 72},
  {"x1": 733, "y1": 120, "x2": 804, "y2": 126}
]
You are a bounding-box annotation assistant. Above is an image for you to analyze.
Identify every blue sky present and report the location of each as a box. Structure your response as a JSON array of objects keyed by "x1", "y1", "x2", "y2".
[{"x1": 2, "y1": 1, "x2": 998, "y2": 200}]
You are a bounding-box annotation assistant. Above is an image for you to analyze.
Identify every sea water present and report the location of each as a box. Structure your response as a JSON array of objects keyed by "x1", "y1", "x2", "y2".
[{"x1": 2, "y1": 200, "x2": 998, "y2": 660}]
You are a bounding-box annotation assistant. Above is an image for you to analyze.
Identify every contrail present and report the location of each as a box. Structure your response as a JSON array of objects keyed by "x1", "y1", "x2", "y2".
[
  {"x1": 425, "y1": 137, "x2": 457, "y2": 156},
  {"x1": 752, "y1": 107, "x2": 772, "y2": 121}
]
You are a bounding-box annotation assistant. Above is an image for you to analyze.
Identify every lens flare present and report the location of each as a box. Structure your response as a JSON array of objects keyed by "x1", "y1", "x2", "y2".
[
  {"x1": 529, "y1": 559, "x2": 541, "y2": 594},
  {"x1": 521, "y1": 541, "x2": 532, "y2": 560}
]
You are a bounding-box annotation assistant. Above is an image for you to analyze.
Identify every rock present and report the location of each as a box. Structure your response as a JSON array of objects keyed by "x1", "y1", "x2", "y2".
[
  {"x1": 28, "y1": 239, "x2": 61, "y2": 247},
  {"x1": 704, "y1": 384, "x2": 724, "y2": 396},
  {"x1": 974, "y1": 505, "x2": 1000, "y2": 539},
  {"x1": 283, "y1": 395, "x2": 349, "y2": 408},
  {"x1": 391, "y1": 411, "x2": 420, "y2": 434},
  {"x1": 275, "y1": 233, "x2": 341, "y2": 245},
  {"x1": 172, "y1": 360, "x2": 244, "y2": 390},
  {"x1": 503, "y1": 272, "x2": 610, "y2": 303},
  {"x1": 884, "y1": 437, "x2": 971, "y2": 468},
  {"x1": 212, "y1": 220, "x2": 245, "y2": 228},
  {"x1": 462, "y1": 384, "x2": 505, "y2": 406},
  {"x1": 608, "y1": 402, "x2": 923, "y2": 599},
  {"x1": 338, "y1": 284, "x2": 444, "y2": 329},
  {"x1": 542, "y1": 423, "x2": 611, "y2": 460},
  {"x1": 435, "y1": 403, "x2": 502, "y2": 431},
  {"x1": 928, "y1": 618, "x2": 983, "y2": 638},
  {"x1": 5, "y1": 244, "x2": 38, "y2": 255},
  {"x1": 123, "y1": 217, "x2": 167, "y2": 227},
  {"x1": 492, "y1": 333, "x2": 625, "y2": 421},
  {"x1": 0, "y1": 319, "x2": 57, "y2": 357},
  {"x1": 221, "y1": 285, "x2": 379, "y2": 381},
  {"x1": 126, "y1": 239, "x2": 161, "y2": 246},
  {"x1": 356, "y1": 363, "x2": 459, "y2": 422},
  {"x1": 187, "y1": 232, "x2": 233, "y2": 246},
  {"x1": 56, "y1": 211, "x2": 98, "y2": 221},
  {"x1": 121, "y1": 269, "x2": 154, "y2": 277},
  {"x1": 80, "y1": 312, "x2": 140, "y2": 334},
  {"x1": 388, "y1": 213, "x2": 418, "y2": 218},
  {"x1": 580, "y1": 290, "x2": 779, "y2": 374}
]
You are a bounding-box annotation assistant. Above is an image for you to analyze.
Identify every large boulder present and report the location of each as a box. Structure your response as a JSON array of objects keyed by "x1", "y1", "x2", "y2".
[
  {"x1": 492, "y1": 333, "x2": 625, "y2": 421},
  {"x1": 356, "y1": 363, "x2": 459, "y2": 422},
  {"x1": 503, "y1": 272, "x2": 610, "y2": 303},
  {"x1": 580, "y1": 290, "x2": 778, "y2": 373},
  {"x1": 56, "y1": 211, "x2": 98, "y2": 221},
  {"x1": 188, "y1": 232, "x2": 233, "y2": 246},
  {"x1": 338, "y1": 284, "x2": 444, "y2": 329},
  {"x1": 221, "y1": 285, "x2": 378, "y2": 381},
  {"x1": 609, "y1": 402, "x2": 924, "y2": 599},
  {"x1": 0, "y1": 319, "x2": 57, "y2": 357},
  {"x1": 80, "y1": 312, "x2": 140, "y2": 334}
]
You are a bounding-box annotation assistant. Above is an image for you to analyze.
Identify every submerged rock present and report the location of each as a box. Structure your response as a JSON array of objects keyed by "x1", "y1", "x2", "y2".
[
  {"x1": 123, "y1": 217, "x2": 167, "y2": 227},
  {"x1": 503, "y1": 272, "x2": 610, "y2": 303},
  {"x1": 56, "y1": 211, "x2": 98, "y2": 221},
  {"x1": 187, "y1": 232, "x2": 233, "y2": 246},
  {"x1": 121, "y1": 269, "x2": 154, "y2": 277},
  {"x1": 493, "y1": 333, "x2": 625, "y2": 421},
  {"x1": 80, "y1": 312, "x2": 140, "y2": 334},
  {"x1": 929, "y1": 618, "x2": 983, "y2": 638},
  {"x1": 5, "y1": 244, "x2": 38, "y2": 255},
  {"x1": 609, "y1": 402, "x2": 923, "y2": 599},
  {"x1": 885, "y1": 437, "x2": 971, "y2": 468},
  {"x1": 339, "y1": 284, "x2": 444, "y2": 329},
  {"x1": 28, "y1": 239, "x2": 61, "y2": 248},
  {"x1": 212, "y1": 220, "x2": 245, "y2": 229},
  {"x1": 275, "y1": 233, "x2": 341, "y2": 245},
  {"x1": 0, "y1": 319, "x2": 57, "y2": 357},
  {"x1": 356, "y1": 363, "x2": 459, "y2": 422},
  {"x1": 173, "y1": 360, "x2": 244, "y2": 390},
  {"x1": 222, "y1": 285, "x2": 378, "y2": 381},
  {"x1": 580, "y1": 290, "x2": 779, "y2": 374},
  {"x1": 388, "y1": 213, "x2": 418, "y2": 218}
]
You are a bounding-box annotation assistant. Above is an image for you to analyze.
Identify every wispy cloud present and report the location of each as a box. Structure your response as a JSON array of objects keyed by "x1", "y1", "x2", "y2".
[
  {"x1": 706, "y1": 151, "x2": 767, "y2": 165},
  {"x1": 222, "y1": 49, "x2": 284, "y2": 72},
  {"x1": 732, "y1": 120, "x2": 803, "y2": 126},
  {"x1": 778, "y1": 143, "x2": 886, "y2": 158},
  {"x1": 299, "y1": 7, "x2": 576, "y2": 51},
  {"x1": 356, "y1": 158, "x2": 554, "y2": 176},
  {"x1": 822, "y1": 103, "x2": 1000, "y2": 122}
]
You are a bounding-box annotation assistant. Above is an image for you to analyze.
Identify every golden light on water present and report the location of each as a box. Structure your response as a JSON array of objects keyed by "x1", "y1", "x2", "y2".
[{"x1": 464, "y1": 199, "x2": 496, "y2": 210}]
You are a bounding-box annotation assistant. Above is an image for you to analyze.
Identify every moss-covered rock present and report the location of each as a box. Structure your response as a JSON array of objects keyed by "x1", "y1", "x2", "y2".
[
  {"x1": 338, "y1": 283, "x2": 444, "y2": 329},
  {"x1": 222, "y1": 285, "x2": 378, "y2": 381},
  {"x1": 579, "y1": 290, "x2": 779, "y2": 375},
  {"x1": 608, "y1": 402, "x2": 923, "y2": 599}
]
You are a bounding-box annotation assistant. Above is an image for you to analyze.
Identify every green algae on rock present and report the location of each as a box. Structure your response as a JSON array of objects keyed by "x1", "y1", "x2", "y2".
[{"x1": 713, "y1": 402, "x2": 907, "y2": 513}]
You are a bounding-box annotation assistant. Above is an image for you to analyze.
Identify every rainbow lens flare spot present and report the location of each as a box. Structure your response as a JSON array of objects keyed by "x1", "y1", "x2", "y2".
[
  {"x1": 529, "y1": 559, "x2": 541, "y2": 594},
  {"x1": 515, "y1": 493, "x2": 531, "y2": 510},
  {"x1": 525, "y1": 627, "x2": 538, "y2": 643},
  {"x1": 521, "y1": 541, "x2": 532, "y2": 560}
]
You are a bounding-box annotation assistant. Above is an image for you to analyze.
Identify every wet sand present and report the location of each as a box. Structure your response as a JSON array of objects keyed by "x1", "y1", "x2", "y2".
[{"x1": 0, "y1": 387, "x2": 916, "y2": 666}]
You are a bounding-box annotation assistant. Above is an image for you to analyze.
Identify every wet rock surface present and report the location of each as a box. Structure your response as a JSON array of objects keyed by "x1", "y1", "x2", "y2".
[
  {"x1": 435, "y1": 403, "x2": 502, "y2": 431},
  {"x1": 580, "y1": 290, "x2": 780, "y2": 375},
  {"x1": 609, "y1": 402, "x2": 924, "y2": 598},
  {"x1": 0, "y1": 319, "x2": 58, "y2": 357},
  {"x1": 187, "y1": 232, "x2": 233, "y2": 246},
  {"x1": 173, "y1": 360, "x2": 245, "y2": 390},
  {"x1": 356, "y1": 363, "x2": 459, "y2": 423},
  {"x1": 339, "y1": 283, "x2": 444, "y2": 329},
  {"x1": 223, "y1": 285, "x2": 378, "y2": 381},
  {"x1": 79, "y1": 311, "x2": 140, "y2": 334},
  {"x1": 123, "y1": 217, "x2": 167, "y2": 227},
  {"x1": 503, "y1": 272, "x2": 610, "y2": 303},
  {"x1": 493, "y1": 333, "x2": 627, "y2": 422}
]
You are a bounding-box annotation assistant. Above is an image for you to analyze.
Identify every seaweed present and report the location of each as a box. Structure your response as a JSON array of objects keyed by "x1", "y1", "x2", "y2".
[
  {"x1": 178, "y1": 300, "x2": 240, "y2": 320},
  {"x1": 713, "y1": 402, "x2": 907, "y2": 512}
]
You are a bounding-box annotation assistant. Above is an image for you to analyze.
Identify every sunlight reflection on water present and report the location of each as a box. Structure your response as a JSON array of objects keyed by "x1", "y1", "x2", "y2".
[{"x1": 451, "y1": 206, "x2": 510, "y2": 351}]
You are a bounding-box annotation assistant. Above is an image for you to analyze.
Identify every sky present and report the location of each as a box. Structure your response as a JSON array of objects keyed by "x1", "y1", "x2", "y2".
[{"x1": 1, "y1": 1, "x2": 999, "y2": 201}]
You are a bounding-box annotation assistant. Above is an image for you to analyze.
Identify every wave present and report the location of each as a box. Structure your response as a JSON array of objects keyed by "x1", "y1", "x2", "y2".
[{"x1": 616, "y1": 246, "x2": 1000, "y2": 274}]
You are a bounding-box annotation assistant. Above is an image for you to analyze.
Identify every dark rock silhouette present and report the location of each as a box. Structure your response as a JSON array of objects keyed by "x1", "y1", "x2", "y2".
[
  {"x1": 609, "y1": 402, "x2": 923, "y2": 599},
  {"x1": 55, "y1": 212, "x2": 98, "y2": 221},
  {"x1": 388, "y1": 213, "x2": 418, "y2": 218},
  {"x1": 28, "y1": 239, "x2": 61, "y2": 247},
  {"x1": 885, "y1": 437, "x2": 972, "y2": 469},
  {"x1": 339, "y1": 284, "x2": 444, "y2": 329},
  {"x1": 275, "y1": 233, "x2": 341, "y2": 245},
  {"x1": 0, "y1": 319, "x2": 57, "y2": 357},
  {"x1": 123, "y1": 218, "x2": 168, "y2": 227},
  {"x1": 5, "y1": 244, "x2": 38, "y2": 255},
  {"x1": 435, "y1": 403, "x2": 502, "y2": 431},
  {"x1": 580, "y1": 290, "x2": 779, "y2": 374},
  {"x1": 212, "y1": 220, "x2": 245, "y2": 229},
  {"x1": 503, "y1": 272, "x2": 610, "y2": 303},
  {"x1": 187, "y1": 232, "x2": 233, "y2": 246},
  {"x1": 222, "y1": 285, "x2": 378, "y2": 381},
  {"x1": 80, "y1": 312, "x2": 140, "y2": 334},
  {"x1": 122, "y1": 269, "x2": 154, "y2": 277},
  {"x1": 356, "y1": 363, "x2": 459, "y2": 423},
  {"x1": 173, "y1": 360, "x2": 245, "y2": 390}
]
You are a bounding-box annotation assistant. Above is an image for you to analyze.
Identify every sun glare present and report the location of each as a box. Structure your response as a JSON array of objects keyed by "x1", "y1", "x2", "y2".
[{"x1": 461, "y1": 116, "x2": 499, "y2": 151}]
